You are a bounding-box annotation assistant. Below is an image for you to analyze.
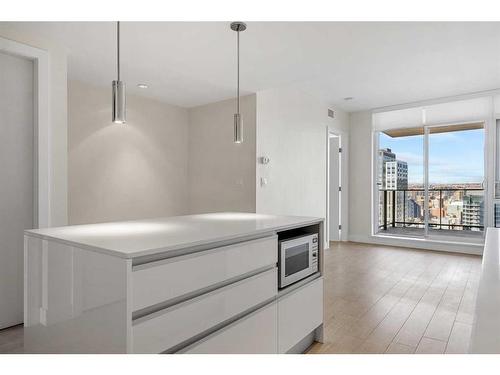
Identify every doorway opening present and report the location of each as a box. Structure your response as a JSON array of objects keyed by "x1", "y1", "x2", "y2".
[
  {"x1": 0, "y1": 51, "x2": 34, "y2": 330},
  {"x1": 327, "y1": 131, "x2": 344, "y2": 244},
  {"x1": 0, "y1": 37, "x2": 50, "y2": 330}
]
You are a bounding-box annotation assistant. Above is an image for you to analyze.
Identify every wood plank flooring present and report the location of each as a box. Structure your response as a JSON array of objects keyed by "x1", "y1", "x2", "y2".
[
  {"x1": 0, "y1": 324, "x2": 23, "y2": 354},
  {"x1": 307, "y1": 241, "x2": 482, "y2": 354},
  {"x1": 0, "y1": 241, "x2": 482, "y2": 354}
]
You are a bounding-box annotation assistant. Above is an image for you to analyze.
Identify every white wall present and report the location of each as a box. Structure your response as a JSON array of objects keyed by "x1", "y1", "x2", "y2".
[
  {"x1": 68, "y1": 80, "x2": 190, "y2": 224},
  {"x1": 348, "y1": 111, "x2": 373, "y2": 240},
  {"x1": 188, "y1": 95, "x2": 256, "y2": 214},
  {"x1": 255, "y1": 86, "x2": 349, "y2": 224},
  {"x1": 0, "y1": 26, "x2": 68, "y2": 226}
]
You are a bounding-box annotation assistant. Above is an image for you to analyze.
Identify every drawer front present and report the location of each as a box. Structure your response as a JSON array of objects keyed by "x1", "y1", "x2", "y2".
[
  {"x1": 132, "y1": 268, "x2": 277, "y2": 353},
  {"x1": 278, "y1": 277, "x2": 323, "y2": 353},
  {"x1": 182, "y1": 302, "x2": 278, "y2": 354},
  {"x1": 132, "y1": 235, "x2": 277, "y2": 312}
]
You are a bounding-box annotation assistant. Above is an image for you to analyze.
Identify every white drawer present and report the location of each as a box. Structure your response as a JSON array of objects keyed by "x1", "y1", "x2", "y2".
[
  {"x1": 132, "y1": 268, "x2": 277, "y2": 353},
  {"x1": 132, "y1": 235, "x2": 277, "y2": 311},
  {"x1": 278, "y1": 277, "x2": 323, "y2": 353},
  {"x1": 181, "y1": 302, "x2": 278, "y2": 354}
]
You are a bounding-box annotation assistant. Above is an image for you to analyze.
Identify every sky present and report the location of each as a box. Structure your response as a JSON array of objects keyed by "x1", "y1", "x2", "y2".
[{"x1": 379, "y1": 129, "x2": 484, "y2": 185}]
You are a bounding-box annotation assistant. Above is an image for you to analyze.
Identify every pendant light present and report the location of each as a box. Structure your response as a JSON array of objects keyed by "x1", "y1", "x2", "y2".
[
  {"x1": 230, "y1": 21, "x2": 246, "y2": 143},
  {"x1": 112, "y1": 21, "x2": 126, "y2": 124}
]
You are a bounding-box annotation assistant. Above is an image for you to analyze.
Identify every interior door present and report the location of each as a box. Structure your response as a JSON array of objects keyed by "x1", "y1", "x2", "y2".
[
  {"x1": 329, "y1": 135, "x2": 340, "y2": 241},
  {"x1": 0, "y1": 51, "x2": 34, "y2": 329}
]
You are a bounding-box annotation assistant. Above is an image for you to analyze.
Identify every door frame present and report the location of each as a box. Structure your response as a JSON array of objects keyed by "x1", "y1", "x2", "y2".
[
  {"x1": 372, "y1": 120, "x2": 489, "y2": 243},
  {"x1": 325, "y1": 126, "x2": 349, "y2": 247},
  {"x1": 0, "y1": 37, "x2": 50, "y2": 228}
]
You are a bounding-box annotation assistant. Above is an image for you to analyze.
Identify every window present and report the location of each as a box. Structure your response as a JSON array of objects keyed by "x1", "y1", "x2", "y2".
[{"x1": 376, "y1": 122, "x2": 485, "y2": 240}]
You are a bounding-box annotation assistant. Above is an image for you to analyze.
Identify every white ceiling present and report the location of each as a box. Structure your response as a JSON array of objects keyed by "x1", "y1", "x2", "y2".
[{"x1": 3, "y1": 22, "x2": 500, "y2": 111}]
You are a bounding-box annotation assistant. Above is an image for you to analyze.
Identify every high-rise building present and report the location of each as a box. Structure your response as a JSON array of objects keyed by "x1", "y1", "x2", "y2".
[
  {"x1": 384, "y1": 159, "x2": 408, "y2": 225},
  {"x1": 378, "y1": 149, "x2": 397, "y2": 227},
  {"x1": 406, "y1": 198, "x2": 421, "y2": 219},
  {"x1": 447, "y1": 201, "x2": 463, "y2": 218},
  {"x1": 495, "y1": 203, "x2": 500, "y2": 228},
  {"x1": 463, "y1": 192, "x2": 484, "y2": 230},
  {"x1": 378, "y1": 148, "x2": 396, "y2": 188},
  {"x1": 385, "y1": 160, "x2": 408, "y2": 190}
]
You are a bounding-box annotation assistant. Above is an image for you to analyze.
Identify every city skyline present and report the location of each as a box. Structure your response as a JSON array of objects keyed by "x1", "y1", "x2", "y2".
[{"x1": 379, "y1": 129, "x2": 484, "y2": 185}]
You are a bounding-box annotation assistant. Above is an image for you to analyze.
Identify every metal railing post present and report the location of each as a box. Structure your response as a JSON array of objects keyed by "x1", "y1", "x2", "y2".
[
  {"x1": 463, "y1": 189, "x2": 467, "y2": 230},
  {"x1": 383, "y1": 190, "x2": 387, "y2": 231},
  {"x1": 392, "y1": 190, "x2": 396, "y2": 228},
  {"x1": 439, "y1": 189, "x2": 442, "y2": 230},
  {"x1": 403, "y1": 190, "x2": 406, "y2": 228}
]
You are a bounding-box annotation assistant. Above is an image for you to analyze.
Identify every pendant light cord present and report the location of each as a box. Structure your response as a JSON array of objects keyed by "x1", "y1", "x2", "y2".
[
  {"x1": 237, "y1": 28, "x2": 240, "y2": 114},
  {"x1": 117, "y1": 21, "x2": 120, "y2": 81}
]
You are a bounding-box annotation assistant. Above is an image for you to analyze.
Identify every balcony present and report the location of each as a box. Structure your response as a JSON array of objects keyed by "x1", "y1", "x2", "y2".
[{"x1": 378, "y1": 188, "x2": 484, "y2": 239}]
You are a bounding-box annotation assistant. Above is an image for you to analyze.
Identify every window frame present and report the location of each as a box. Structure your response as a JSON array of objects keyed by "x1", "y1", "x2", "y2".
[{"x1": 372, "y1": 120, "x2": 490, "y2": 242}]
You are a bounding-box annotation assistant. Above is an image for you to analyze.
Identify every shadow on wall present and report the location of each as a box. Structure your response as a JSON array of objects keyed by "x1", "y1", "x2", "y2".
[{"x1": 68, "y1": 81, "x2": 190, "y2": 225}]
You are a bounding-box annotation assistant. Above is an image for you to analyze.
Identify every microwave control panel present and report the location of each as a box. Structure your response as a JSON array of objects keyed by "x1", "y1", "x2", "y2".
[{"x1": 311, "y1": 234, "x2": 319, "y2": 272}]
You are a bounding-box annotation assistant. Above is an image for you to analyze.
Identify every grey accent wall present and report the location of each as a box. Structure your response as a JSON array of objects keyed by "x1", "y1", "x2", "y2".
[
  {"x1": 188, "y1": 95, "x2": 256, "y2": 214},
  {"x1": 68, "y1": 82, "x2": 256, "y2": 224},
  {"x1": 68, "y1": 80, "x2": 190, "y2": 224}
]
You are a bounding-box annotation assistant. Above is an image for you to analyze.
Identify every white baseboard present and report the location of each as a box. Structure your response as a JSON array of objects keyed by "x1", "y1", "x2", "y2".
[{"x1": 347, "y1": 234, "x2": 483, "y2": 256}]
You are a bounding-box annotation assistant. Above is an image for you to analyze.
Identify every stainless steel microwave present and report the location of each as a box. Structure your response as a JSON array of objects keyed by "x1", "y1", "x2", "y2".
[{"x1": 278, "y1": 233, "x2": 318, "y2": 288}]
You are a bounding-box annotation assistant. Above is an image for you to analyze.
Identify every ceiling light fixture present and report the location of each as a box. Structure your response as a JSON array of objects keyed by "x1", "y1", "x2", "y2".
[
  {"x1": 230, "y1": 21, "x2": 246, "y2": 144},
  {"x1": 137, "y1": 83, "x2": 148, "y2": 89},
  {"x1": 112, "y1": 21, "x2": 126, "y2": 124}
]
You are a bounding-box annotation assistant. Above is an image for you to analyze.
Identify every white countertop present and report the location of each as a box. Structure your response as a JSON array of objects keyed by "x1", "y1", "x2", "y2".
[
  {"x1": 25, "y1": 212, "x2": 322, "y2": 259},
  {"x1": 470, "y1": 227, "x2": 500, "y2": 353}
]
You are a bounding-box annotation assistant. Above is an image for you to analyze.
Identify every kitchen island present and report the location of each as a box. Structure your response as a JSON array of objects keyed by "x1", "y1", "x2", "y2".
[
  {"x1": 23, "y1": 212, "x2": 324, "y2": 353},
  {"x1": 470, "y1": 227, "x2": 500, "y2": 353}
]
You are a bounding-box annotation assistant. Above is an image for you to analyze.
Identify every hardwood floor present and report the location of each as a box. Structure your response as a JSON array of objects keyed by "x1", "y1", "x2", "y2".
[
  {"x1": 0, "y1": 324, "x2": 23, "y2": 354},
  {"x1": 0, "y1": 241, "x2": 482, "y2": 354},
  {"x1": 307, "y1": 241, "x2": 482, "y2": 354}
]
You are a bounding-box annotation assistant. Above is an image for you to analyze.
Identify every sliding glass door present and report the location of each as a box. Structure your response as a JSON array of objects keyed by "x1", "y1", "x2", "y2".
[
  {"x1": 426, "y1": 123, "x2": 485, "y2": 238},
  {"x1": 376, "y1": 122, "x2": 485, "y2": 241}
]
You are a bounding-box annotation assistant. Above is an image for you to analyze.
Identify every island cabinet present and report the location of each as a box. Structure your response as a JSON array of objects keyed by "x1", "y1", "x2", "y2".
[
  {"x1": 470, "y1": 227, "x2": 500, "y2": 353},
  {"x1": 23, "y1": 213, "x2": 324, "y2": 354},
  {"x1": 278, "y1": 277, "x2": 324, "y2": 353}
]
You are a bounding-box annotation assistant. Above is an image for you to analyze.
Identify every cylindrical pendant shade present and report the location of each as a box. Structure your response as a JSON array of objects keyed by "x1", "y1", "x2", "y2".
[
  {"x1": 231, "y1": 22, "x2": 246, "y2": 144},
  {"x1": 112, "y1": 80, "x2": 126, "y2": 124},
  {"x1": 234, "y1": 113, "x2": 243, "y2": 143}
]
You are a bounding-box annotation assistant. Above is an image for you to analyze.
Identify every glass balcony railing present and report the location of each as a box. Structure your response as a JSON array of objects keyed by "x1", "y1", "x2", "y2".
[{"x1": 378, "y1": 188, "x2": 484, "y2": 235}]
